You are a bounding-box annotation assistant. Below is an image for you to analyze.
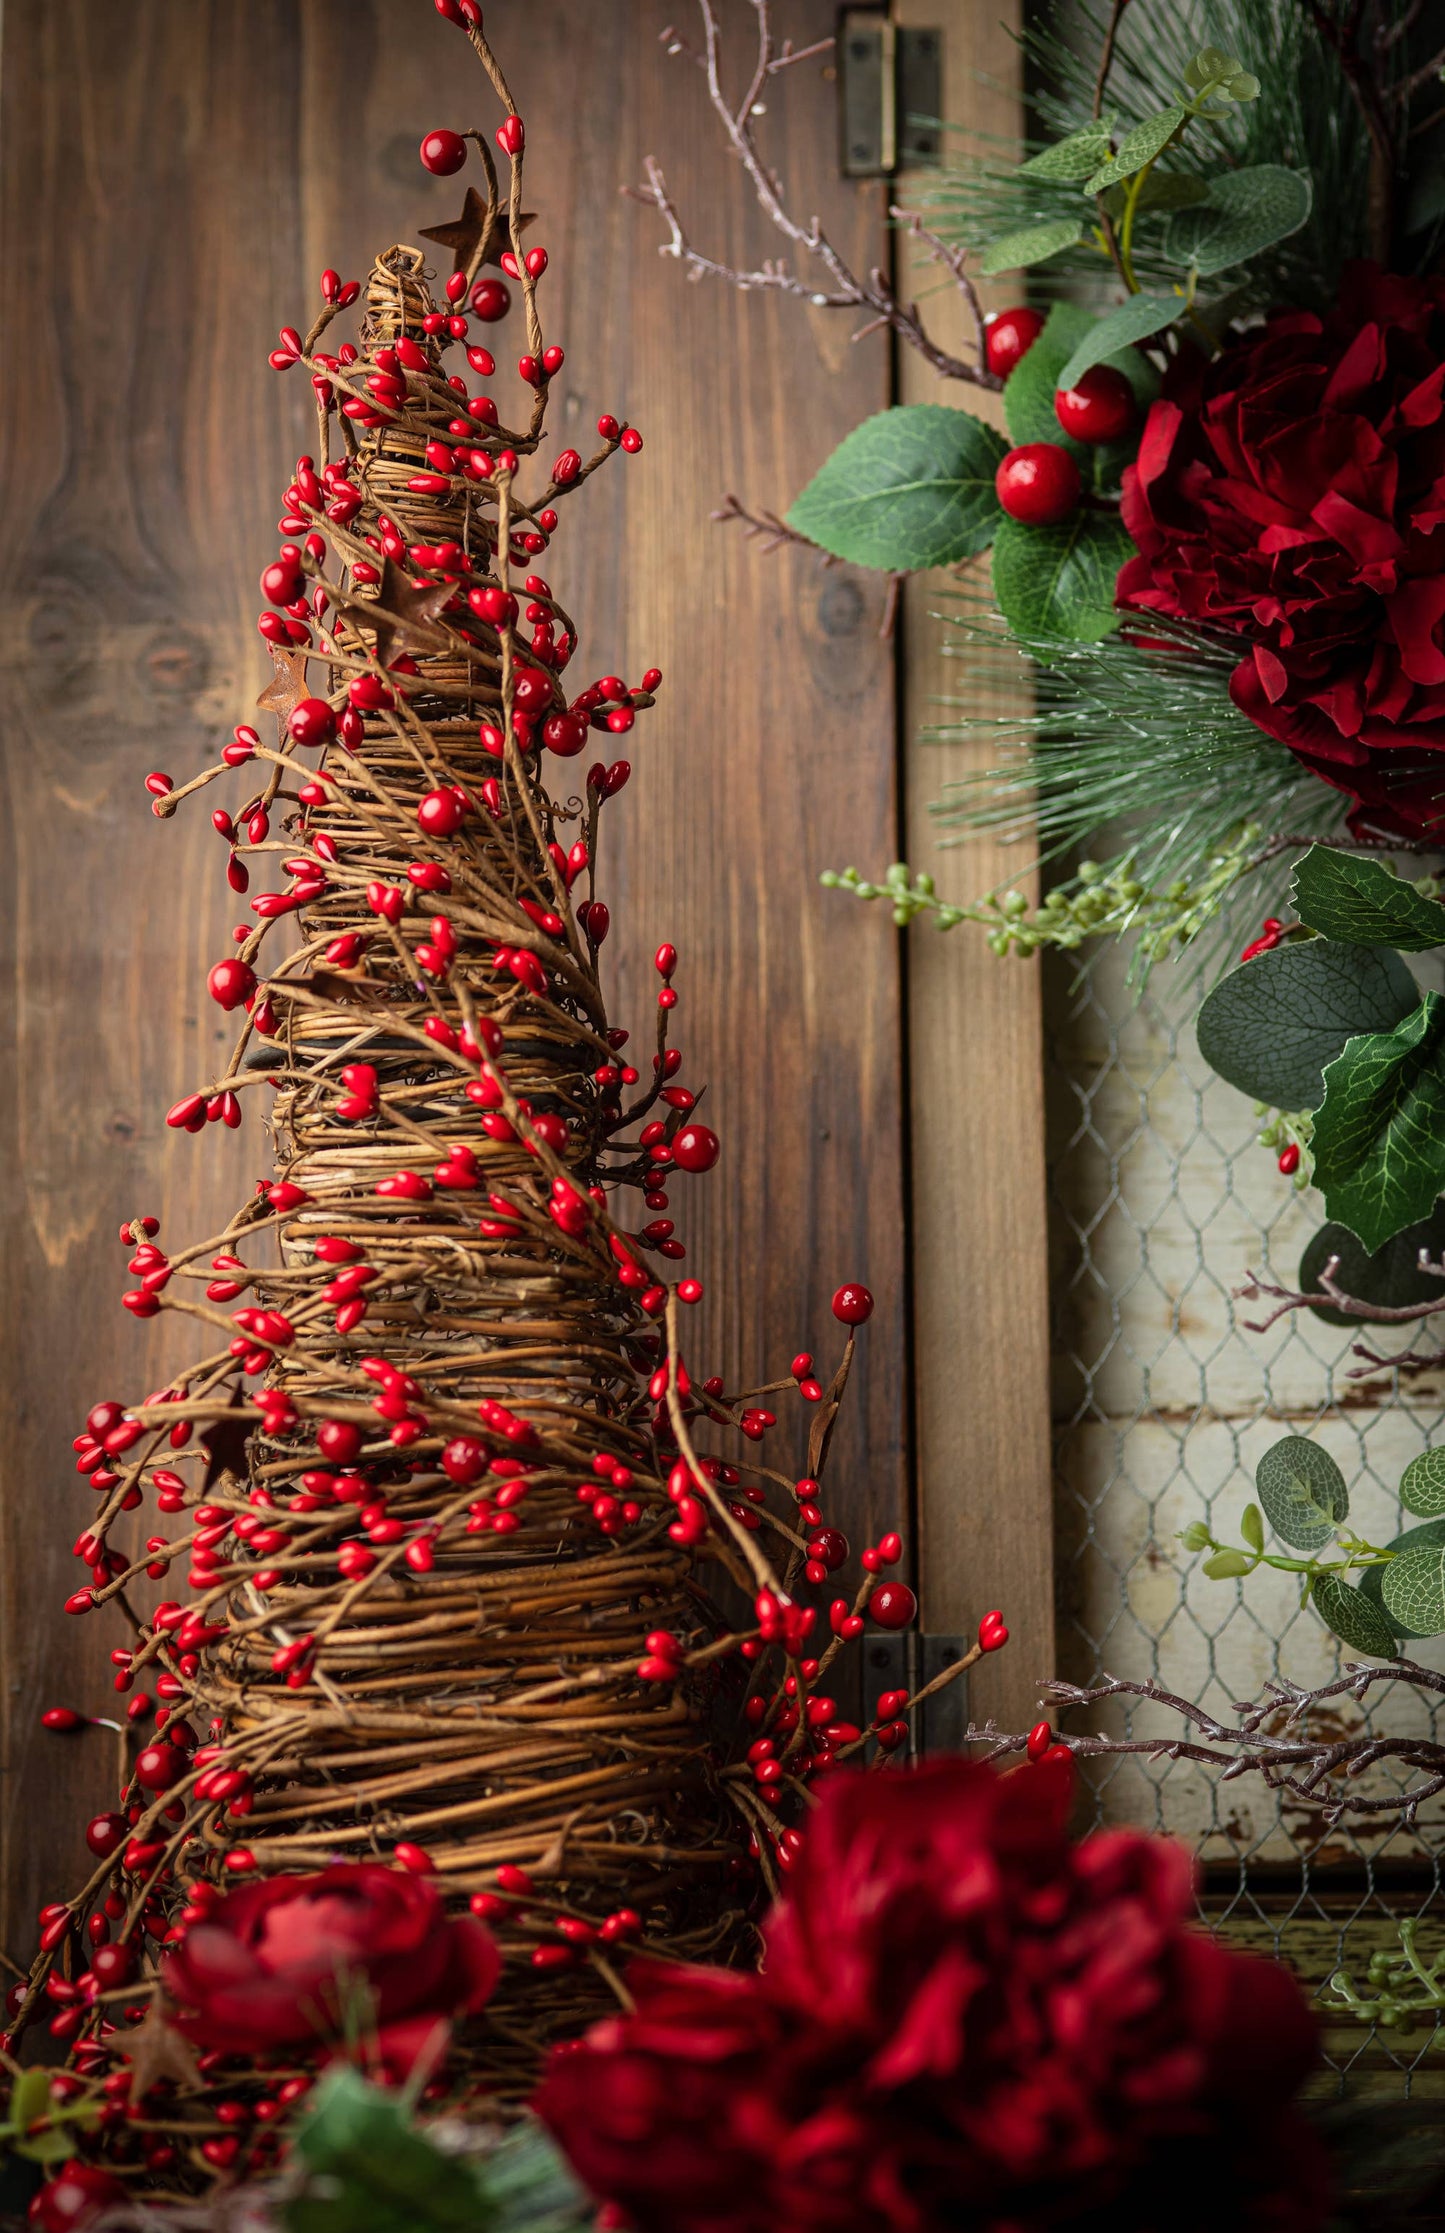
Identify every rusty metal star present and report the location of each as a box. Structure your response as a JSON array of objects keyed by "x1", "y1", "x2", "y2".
[
  {"x1": 420, "y1": 188, "x2": 536, "y2": 274},
  {"x1": 108, "y1": 2004, "x2": 204, "y2": 2099},
  {"x1": 337, "y1": 558, "x2": 454, "y2": 662},
  {"x1": 255, "y1": 643, "x2": 312, "y2": 733}
]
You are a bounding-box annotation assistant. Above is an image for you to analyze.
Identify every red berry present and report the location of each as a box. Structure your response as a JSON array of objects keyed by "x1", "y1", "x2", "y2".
[
  {"x1": 420, "y1": 128, "x2": 467, "y2": 176},
  {"x1": 868, "y1": 1581, "x2": 917, "y2": 1631},
  {"x1": 85, "y1": 1812, "x2": 125, "y2": 1860},
  {"x1": 417, "y1": 788, "x2": 465, "y2": 837},
  {"x1": 288, "y1": 696, "x2": 337, "y2": 747},
  {"x1": 32, "y1": 2166, "x2": 128, "y2": 2232},
  {"x1": 471, "y1": 279, "x2": 511, "y2": 322},
  {"x1": 317, "y1": 1419, "x2": 364, "y2": 1464},
  {"x1": 89, "y1": 1941, "x2": 134, "y2": 1989},
  {"x1": 831, "y1": 1283, "x2": 874, "y2": 1326},
  {"x1": 995, "y1": 443, "x2": 1081, "y2": 526},
  {"x1": 985, "y1": 306, "x2": 1045, "y2": 380},
  {"x1": 207, "y1": 957, "x2": 256, "y2": 1011},
  {"x1": 496, "y1": 115, "x2": 525, "y2": 157},
  {"x1": 1278, "y1": 1143, "x2": 1301, "y2": 1176},
  {"x1": 542, "y1": 712, "x2": 587, "y2": 757},
  {"x1": 672, "y1": 1124, "x2": 719, "y2": 1174},
  {"x1": 1054, "y1": 364, "x2": 1135, "y2": 444}
]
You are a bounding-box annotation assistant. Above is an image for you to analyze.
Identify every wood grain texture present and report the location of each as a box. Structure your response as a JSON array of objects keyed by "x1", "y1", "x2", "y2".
[
  {"x1": 894, "y1": 0, "x2": 1055, "y2": 1734},
  {"x1": 0, "y1": 0, "x2": 900, "y2": 1953}
]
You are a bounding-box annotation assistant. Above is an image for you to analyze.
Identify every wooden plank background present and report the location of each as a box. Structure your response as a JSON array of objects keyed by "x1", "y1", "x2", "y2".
[{"x1": 0, "y1": 0, "x2": 1041, "y2": 1968}]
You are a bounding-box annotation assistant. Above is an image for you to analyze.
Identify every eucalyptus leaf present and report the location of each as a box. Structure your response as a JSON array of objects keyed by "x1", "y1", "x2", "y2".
[
  {"x1": 1297, "y1": 1206, "x2": 1445, "y2": 1328},
  {"x1": 1362, "y1": 1520, "x2": 1445, "y2": 1640},
  {"x1": 1055, "y1": 293, "x2": 1182, "y2": 392},
  {"x1": 1085, "y1": 105, "x2": 1186, "y2": 194},
  {"x1": 1018, "y1": 125, "x2": 1115, "y2": 180},
  {"x1": 979, "y1": 217, "x2": 1085, "y2": 276},
  {"x1": 1165, "y1": 166, "x2": 1312, "y2": 275},
  {"x1": 1312, "y1": 992, "x2": 1445, "y2": 1251},
  {"x1": 1291, "y1": 845, "x2": 1445, "y2": 951},
  {"x1": 1195, "y1": 940, "x2": 1419, "y2": 1111},
  {"x1": 1310, "y1": 1572, "x2": 1398, "y2": 1660},
  {"x1": 288, "y1": 2068, "x2": 485, "y2": 2233},
  {"x1": 1255, "y1": 1435, "x2": 1348, "y2": 1551},
  {"x1": 1381, "y1": 1540, "x2": 1445, "y2": 1638},
  {"x1": 1241, "y1": 1502, "x2": 1265, "y2": 1553},
  {"x1": 1102, "y1": 169, "x2": 1212, "y2": 216},
  {"x1": 1402, "y1": 1450, "x2": 1445, "y2": 1520},
  {"x1": 991, "y1": 510, "x2": 1134, "y2": 643},
  {"x1": 785, "y1": 406, "x2": 1007, "y2": 571}
]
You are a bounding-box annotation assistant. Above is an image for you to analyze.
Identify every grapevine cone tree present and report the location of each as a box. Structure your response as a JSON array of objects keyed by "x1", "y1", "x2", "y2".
[{"x1": 12, "y1": 0, "x2": 997, "y2": 2191}]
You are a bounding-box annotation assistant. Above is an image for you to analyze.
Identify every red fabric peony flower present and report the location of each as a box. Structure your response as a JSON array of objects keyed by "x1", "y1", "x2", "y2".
[
  {"x1": 162, "y1": 1862, "x2": 499, "y2": 2076},
  {"x1": 1117, "y1": 262, "x2": 1445, "y2": 839},
  {"x1": 535, "y1": 1759, "x2": 1327, "y2": 2233}
]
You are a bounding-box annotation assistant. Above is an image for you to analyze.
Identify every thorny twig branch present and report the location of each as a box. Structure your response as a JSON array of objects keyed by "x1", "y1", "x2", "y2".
[
  {"x1": 630, "y1": 2, "x2": 1001, "y2": 391},
  {"x1": 1237, "y1": 1255, "x2": 1445, "y2": 1337},
  {"x1": 709, "y1": 494, "x2": 907, "y2": 638},
  {"x1": 966, "y1": 1661, "x2": 1445, "y2": 1827}
]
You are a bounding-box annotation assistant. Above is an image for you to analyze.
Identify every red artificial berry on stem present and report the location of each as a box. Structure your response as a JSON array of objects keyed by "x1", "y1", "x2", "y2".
[
  {"x1": 832, "y1": 1283, "x2": 874, "y2": 1326},
  {"x1": 134, "y1": 1743, "x2": 182, "y2": 1792},
  {"x1": 472, "y1": 279, "x2": 511, "y2": 322},
  {"x1": 1055, "y1": 364, "x2": 1135, "y2": 444},
  {"x1": 208, "y1": 958, "x2": 256, "y2": 1011},
  {"x1": 1278, "y1": 1143, "x2": 1301, "y2": 1176},
  {"x1": 995, "y1": 443, "x2": 1081, "y2": 526},
  {"x1": 420, "y1": 128, "x2": 467, "y2": 175},
  {"x1": 672, "y1": 1124, "x2": 719, "y2": 1174},
  {"x1": 32, "y1": 2165, "x2": 128, "y2": 2232},
  {"x1": 288, "y1": 697, "x2": 336, "y2": 747},
  {"x1": 1026, "y1": 1720, "x2": 1053, "y2": 1762},
  {"x1": 42, "y1": 1708, "x2": 86, "y2": 1732},
  {"x1": 496, "y1": 115, "x2": 525, "y2": 156},
  {"x1": 417, "y1": 788, "x2": 465, "y2": 837},
  {"x1": 868, "y1": 1581, "x2": 917, "y2": 1631},
  {"x1": 985, "y1": 306, "x2": 1045, "y2": 380}
]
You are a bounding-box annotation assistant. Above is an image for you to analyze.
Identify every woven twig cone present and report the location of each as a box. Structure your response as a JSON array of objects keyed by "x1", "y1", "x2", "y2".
[{"x1": 13, "y1": 9, "x2": 985, "y2": 2195}]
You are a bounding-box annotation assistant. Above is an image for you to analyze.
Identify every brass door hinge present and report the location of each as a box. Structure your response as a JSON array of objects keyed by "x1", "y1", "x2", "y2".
[{"x1": 839, "y1": 12, "x2": 942, "y2": 177}]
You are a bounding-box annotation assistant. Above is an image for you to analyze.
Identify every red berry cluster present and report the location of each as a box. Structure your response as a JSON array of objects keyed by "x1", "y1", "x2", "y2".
[{"x1": 986, "y1": 305, "x2": 1137, "y2": 527}]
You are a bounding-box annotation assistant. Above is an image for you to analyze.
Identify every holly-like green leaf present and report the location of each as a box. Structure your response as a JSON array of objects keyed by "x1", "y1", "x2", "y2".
[
  {"x1": 288, "y1": 2068, "x2": 484, "y2": 2233},
  {"x1": 1362, "y1": 1520, "x2": 1445, "y2": 1639},
  {"x1": 1195, "y1": 940, "x2": 1419, "y2": 1111},
  {"x1": 991, "y1": 510, "x2": 1135, "y2": 644},
  {"x1": 1311, "y1": 1572, "x2": 1399, "y2": 1659},
  {"x1": 1297, "y1": 1206, "x2": 1445, "y2": 1328},
  {"x1": 785, "y1": 405, "x2": 1007, "y2": 571},
  {"x1": 1018, "y1": 125, "x2": 1115, "y2": 180},
  {"x1": 1055, "y1": 293, "x2": 1182, "y2": 392},
  {"x1": 1085, "y1": 105, "x2": 1186, "y2": 193},
  {"x1": 979, "y1": 217, "x2": 1085, "y2": 276},
  {"x1": 1255, "y1": 1435, "x2": 1348, "y2": 1551},
  {"x1": 1311, "y1": 992, "x2": 1445, "y2": 1251},
  {"x1": 1291, "y1": 846, "x2": 1445, "y2": 952},
  {"x1": 1381, "y1": 1539, "x2": 1445, "y2": 1638},
  {"x1": 1401, "y1": 1449, "x2": 1445, "y2": 1520},
  {"x1": 1165, "y1": 165, "x2": 1312, "y2": 275}
]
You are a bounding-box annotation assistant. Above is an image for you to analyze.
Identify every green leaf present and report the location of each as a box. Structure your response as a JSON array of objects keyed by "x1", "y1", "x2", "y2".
[
  {"x1": 1004, "y1": 302, "x2": 1157, "y2": 471},
  {"x1": 1018, "y1": 125, "x2": 1115, "y2": 180},
  {"x1": 1298, "y1": 1206, "x2": 1445, "y2": 1328},
  {"x1": 1240, "y1": 1502, "x2": 1265, "y2": 1553},
  {"x1": 1102, "y1": 169, "x2": 1212, "y2": 217},
  {"x1": 1402, "y1": 1449, "x2": 1445, "y2": 1520},
  {"x1": 1085, "y1": 106, "x2": 1186, "y2": 193},
  {"x1": 1311, "y1": 1572, "x2": 1399, "y2": 1659},
  {"x1": 785, "y1": 405, "x2": 1007, "y2": 572},
  {"x1": 1312, "y1": 993, "x2": 1445, "y2": 1251},
  {"x1": 1165, "y1": 166, "x2": 1313, "y2": 275},
  {"x1": 1255, "y1": 1435, "x2": 1348, "y2": 1551},
  {"x1": 1195, "y1": 940, "x2": 1419, "y2": 1110},
  {"x1": 5, "y1": 2073, "x2": 74, "y2": 2167},
  {"x1": 991, "y1": 510, "x2": 1134, "y2": 644},
  {"x1": 978, "y1": 217, "x2": 1085, "y2": 276},
  {"x1": 288, "y1": 2068, "x2": 485, "y2": 2233},
  {"x1": 1184, "y1": 46, "x2": 1238, "y2": 89},
  {"x1": 1203, "y1": 1547, "x2": 1253, "y2": 1579},
  {"x1": 1362, "y1": 1520, "x2": 1445, "y2": 1639},
  {"x1": 1382, "y1": 1539, "x2": 1445, "y2": 1638},
  {"x1": 1055, "y1": 293, "x2": 1182, "y2": 392},
  {"x1": 1291, "y1": 846, "x2": 1445, "y2": 952}
]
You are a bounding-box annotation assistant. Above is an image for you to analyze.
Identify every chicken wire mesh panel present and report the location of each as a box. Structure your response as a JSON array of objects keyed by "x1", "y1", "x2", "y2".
[{"x1": 1044, "y1": 939, "x2": 1445, "y2": 2094}]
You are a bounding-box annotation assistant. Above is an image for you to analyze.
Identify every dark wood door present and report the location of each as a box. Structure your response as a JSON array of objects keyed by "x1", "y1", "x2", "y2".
[{"x1": 0, "y1": 0, "x2": 907, "y2": 1957}]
